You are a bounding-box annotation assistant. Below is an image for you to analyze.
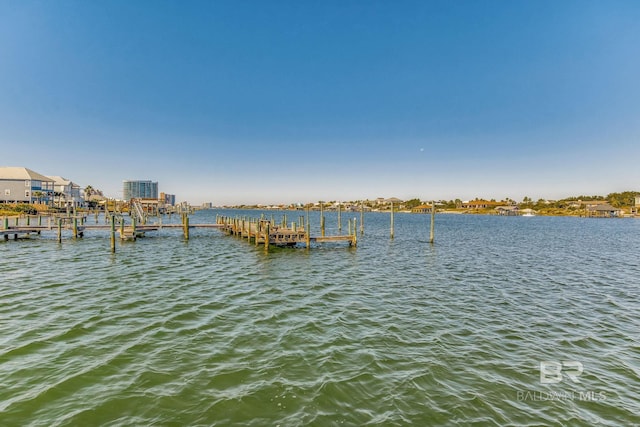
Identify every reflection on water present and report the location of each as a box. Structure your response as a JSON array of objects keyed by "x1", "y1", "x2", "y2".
[{"x1": 1, "y1": 210, "x2": 639, "y2": 426}]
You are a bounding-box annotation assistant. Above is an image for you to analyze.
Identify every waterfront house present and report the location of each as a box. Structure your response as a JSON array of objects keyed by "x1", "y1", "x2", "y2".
[
  {"x1": 586, "y1": 203, "x2": 622, "y2": 218},
  {"x1": 47, "y1": 176, "x2": 83, "y2": 208},
  {"x1": 461, "y1": 199, "x2": 501, "y2": 209},
  {"x1": 495, "y1": 206, "x2": 519, "y2": 216},
  {"x1": 411, "y1": 204, "x2": 434, "y2": 214},
  {"x1": 0, "y1": 166, "x2": 54, "y2": 204}
]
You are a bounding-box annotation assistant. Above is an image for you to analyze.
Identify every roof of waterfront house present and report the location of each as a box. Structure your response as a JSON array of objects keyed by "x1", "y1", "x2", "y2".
[{"x1": 0, "y1": 167, "x2": 54, "y2": 182}]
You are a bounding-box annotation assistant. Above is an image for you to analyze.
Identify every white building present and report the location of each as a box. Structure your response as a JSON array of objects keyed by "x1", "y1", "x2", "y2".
[{"x1": 47, "y1": 176, "x2": 83, "y2": 208}]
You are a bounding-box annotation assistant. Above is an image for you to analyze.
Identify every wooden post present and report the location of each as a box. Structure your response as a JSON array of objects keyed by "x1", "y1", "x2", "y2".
[
  {"x1": 120, "y1": 215, "x2": 125, "y2": 238},
  {"x1": 306, "y1": 208, "x2": 310, "y2": 249},
  {"x1": 26, "y1": 216, "x2": 30, "y2": 226},
  {"x1": 348, "y1": 217, "x2": 351, "y2": 235},
  {"x1": 429, "y1": 201, "x2": 435, "y2": 244},
  {"x1": 360, "y1": 202, "x2": 364, "y2": 235},
  {"x1": 73, "y1": 217, "x2": 78, "y2": 239},
  {"x1": 38, "y1": 215, "x2": 42, "y2": 226},
  {"x1": 132, "y1": 216, "x2": 137, "y2": 240},
  {"x1": 264, "y1": 222, "x2": 270, "y2": 252},
  {"x1": 110, "y1": 215, "x2": 116, "y2": 252},
  {"x1": 57, "y1": 218, "x2": 62, "y2": 243},
  {"x1": 390, "y1": 201, "x2": 395, "y2": 239},
  {"x1": 352, "y1": 218, "x2": 357, "y2": 247},
  {"x1": 320, "y1": 202, "x2": 325, "y2": 237},
  {"x1": 3, "y1": 217, "x2": 7, "y2": 230},
  {"x1": 183, "y1": 214, "x2": 189, "y2": 240},
  {"x1": 337, "y1": 202, "x2": 342, "y2": 233}
]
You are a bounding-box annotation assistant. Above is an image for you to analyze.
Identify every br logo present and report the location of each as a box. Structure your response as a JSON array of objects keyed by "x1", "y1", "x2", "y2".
[{"x1": 540, "y1": 361, "x2": 583, "y2": 384}]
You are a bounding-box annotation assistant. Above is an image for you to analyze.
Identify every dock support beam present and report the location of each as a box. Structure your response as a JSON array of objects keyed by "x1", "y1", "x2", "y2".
[
  {"x1": 110, "y1": 215, "x2": 116, "y2": 252},
  {"x1": 264, "y1": 222, "x2": 270, "y2": 252},
  {"x1": 306, "y1": 208, "x2": 310, "y2": 249},
  {"x1": 429, "y1": 201, "x2": 436, "y2": 244},
  {"x1": 183, "y1": 214, "x2": 189, "y2": 240},
  {"x1": 352, "y1": 218, "x2": 357, "y2": 247},
  {"x1": 390, "y1": 202, "x2": 395, "y2": 239},
  {"x1": 57, "y1": 219, "x2": 62, "y2": 243}
]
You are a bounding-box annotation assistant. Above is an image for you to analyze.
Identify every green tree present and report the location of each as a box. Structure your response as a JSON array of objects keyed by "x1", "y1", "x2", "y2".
[{"x1": 404, "y1": 198, "x2": 422, "y2": 209}]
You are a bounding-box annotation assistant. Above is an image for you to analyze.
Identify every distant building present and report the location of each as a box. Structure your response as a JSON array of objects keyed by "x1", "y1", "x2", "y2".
[
  {"x1": 160, "y1": 192, "x2": 176, "y2": 206},
  {"x1": 123, "y1": 180, "x2": 158, "y2": 200},
  {"x1": 47, "y1": 176, "x2": 83, "y2": 207},
  {"x1": 461, "y1": 199, "x2": 501, "y2": 209},
  {"x1": 0, "y1": 166, "x2": 54, "y2": 204},
  {"x1": 411, "y1": 204, "x2": 434, "y2": 214},
  {"x1": 586, "y1": 203, "x2": 622, "y2": 218},
  {"x1": 495, "y1": 206, "x2": 519, "y2": 216}
]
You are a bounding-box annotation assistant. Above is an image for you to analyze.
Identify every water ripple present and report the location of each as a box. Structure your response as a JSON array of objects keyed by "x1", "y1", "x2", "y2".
[{"x1": 1, "y1": 212, "x2": 639, "y2": 425}]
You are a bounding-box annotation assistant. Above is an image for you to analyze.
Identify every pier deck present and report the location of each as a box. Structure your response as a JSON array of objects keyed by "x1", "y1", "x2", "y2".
[{"x1": 2, "y1": 213, "x2": 357, "y2": 251}]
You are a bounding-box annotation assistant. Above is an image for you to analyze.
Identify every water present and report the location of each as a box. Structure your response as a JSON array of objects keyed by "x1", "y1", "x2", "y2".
[{"x1": 1, "y1": 210, "x2": 639, "y2": 426}]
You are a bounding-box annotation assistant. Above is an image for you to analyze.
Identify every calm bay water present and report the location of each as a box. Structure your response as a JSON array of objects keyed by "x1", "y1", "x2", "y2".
[{"x1": 1, "y1": 210, "x2": 639, "y2": 426}]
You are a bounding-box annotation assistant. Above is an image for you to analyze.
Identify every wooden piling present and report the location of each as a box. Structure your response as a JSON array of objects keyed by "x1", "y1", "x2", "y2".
[
  {"x1": 429, "y1": 200, "x2": 435, "y2": 244},
  {"x1": 338, "y1": 202, "x2": 342, "y2": 233},
  {"x1": 57, "y1": 219, "x2": 62, "y2": 243},
  {"x1": 110, "y1": 215, "x2": 116, "y2": 252},
  {"x1": 320, "y1": 202, "x2": 325, "y2": 237},
  {"x1": 264, "y1": 222, "x2": 270, "y2": 252},
  {"x1": 73, "y1": 217, "x2": 78, "y2": 239},
  {"x1": 183, "y1": 214, "x2": 189, "y2": 240},
  {"x1": 306, "y1": 208, "x2": 310, "y2": 249},
  {"x1": 360, "y1": 202, "x2": 364, "y2": 235},
  {"x1": 390, "y1": 202, "x2": 395, "y2": 239},
  {"x1": 352, "y1": 218, "x2": 358, "y2": 247}
]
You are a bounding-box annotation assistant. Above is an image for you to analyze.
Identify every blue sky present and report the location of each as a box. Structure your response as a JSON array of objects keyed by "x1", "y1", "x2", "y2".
[{"x1": 1, "y1": 0, "x2": 639, "y2": 204}]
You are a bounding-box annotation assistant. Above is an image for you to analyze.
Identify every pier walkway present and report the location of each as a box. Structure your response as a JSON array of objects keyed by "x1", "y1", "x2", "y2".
[{"x1": 1, "y1": 212, "x2": 357, "y2": 252}]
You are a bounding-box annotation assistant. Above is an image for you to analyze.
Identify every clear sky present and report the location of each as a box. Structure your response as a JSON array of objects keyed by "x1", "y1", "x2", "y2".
[{"x1": 1, "y1": 0, "x2": 639, "y2": 205}]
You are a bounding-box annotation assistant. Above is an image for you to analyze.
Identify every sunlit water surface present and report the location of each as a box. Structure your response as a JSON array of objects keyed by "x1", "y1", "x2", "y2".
[{"x1": 1, "y1": 210, "x2": 639, "y2": 426}]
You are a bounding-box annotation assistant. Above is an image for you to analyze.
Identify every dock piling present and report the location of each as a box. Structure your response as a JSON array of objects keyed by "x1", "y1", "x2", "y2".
[
  {"x1": 110, "y1": 215, "x2": 116, "y2": 252},
  {"x1": 429, "y1": 200, "x2": 435, "y2": 244},
  {"x1": 390, "y1": 202, "x2": 395, "y2": 239}
]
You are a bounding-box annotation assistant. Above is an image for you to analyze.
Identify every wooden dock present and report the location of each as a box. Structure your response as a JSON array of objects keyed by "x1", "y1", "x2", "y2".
[
  {"x1": 1, "y1": 212, "x2": 357, "y2": 252},
  {"x1": 216, "y1": 215, "x2": 357, "y2": 249}
]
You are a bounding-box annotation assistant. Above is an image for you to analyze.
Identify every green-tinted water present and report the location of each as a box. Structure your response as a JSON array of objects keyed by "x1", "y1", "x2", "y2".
[{"x1": 1, "y1": 211, "x2": 639, "y2": 426}]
